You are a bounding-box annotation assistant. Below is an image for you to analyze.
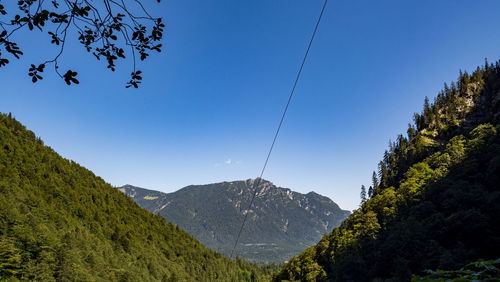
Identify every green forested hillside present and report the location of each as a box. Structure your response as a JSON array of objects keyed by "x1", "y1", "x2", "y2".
[
  {"x1": 0, "y1": 114, "x2": 272, "y2": 281},
  {"x1": 274, "y1": 60, "x2": 500, "y2": 281},
  {"x1": 118, "y1": 181, "x2": 350, "y2": 264}
]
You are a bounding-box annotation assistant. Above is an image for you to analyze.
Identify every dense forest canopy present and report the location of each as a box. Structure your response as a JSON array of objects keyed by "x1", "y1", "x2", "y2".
[
  {"x1": 0, "y1": 113, "x2": 274, "y2": 281},
  {"x1": 274, "y1": 59, "x2": 500, "y2": 281}
]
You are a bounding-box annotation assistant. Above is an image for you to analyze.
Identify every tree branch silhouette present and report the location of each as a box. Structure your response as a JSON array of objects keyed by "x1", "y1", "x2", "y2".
[{"x1": 0, "y1": 0, "x2": 164, "y2": 88}]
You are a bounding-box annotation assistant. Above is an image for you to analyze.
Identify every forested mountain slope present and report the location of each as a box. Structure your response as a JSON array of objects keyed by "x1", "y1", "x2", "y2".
[
  {"x1": 0, "y1": 114, "x2": 272, "y2": 281},
  {"x1": 274, "y1": 60, "x2": 500, "y2": 281},
  {"x1": 119, "y1": 180, "x2": 350, "y2": 264}
]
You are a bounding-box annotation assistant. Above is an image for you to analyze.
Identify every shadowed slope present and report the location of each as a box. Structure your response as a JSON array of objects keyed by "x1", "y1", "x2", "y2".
[{"x1": 275, "y1": 61, "x2": 500, "y2": 281}]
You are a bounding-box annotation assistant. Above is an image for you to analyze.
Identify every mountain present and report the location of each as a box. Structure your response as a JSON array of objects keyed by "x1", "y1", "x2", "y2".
[
  {"x1": 274, "y1": 61, "x2": 500, "y2": 281},
  {"x1": 118, "y1": 180, "x2": 350, "y2": 263},
  {"x1": 0, "y1": 113, "x2": 272, "y2": 281}
]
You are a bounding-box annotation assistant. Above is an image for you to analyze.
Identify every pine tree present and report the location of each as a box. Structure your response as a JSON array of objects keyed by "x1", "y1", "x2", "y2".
[
  {"x1": 407, "y1": 123, "x2": 416, "y2": 140},
  {"x1": 423, "y1": 96, "x2": 431, "y2": 125},
  {"x1": 0, "y1": 240, "x2": 22, "y2": 279},
  {"x1": 372, "y1": 171, "x2": 379, "y2": 195},
  {"x1": 360, "y1": 185, "x2": 367, "y2": 204},
  {"x1": 424, "y1": 96, "x2": 430, "y2": 112},
  {"x1": 414, "y1": 113, "x2": 424, "y2": 131},
  {"x1": 368, "y1": 186, "x2": 373, "y2": 198}
]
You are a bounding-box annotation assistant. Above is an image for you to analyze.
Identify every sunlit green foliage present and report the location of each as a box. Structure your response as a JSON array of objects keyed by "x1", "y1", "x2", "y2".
[
  {"x1": 275, "y1": 60, "x2": 500, "y2": 281},
  {"x1": 0, "y1": 113, "x2": 273, "y2": 281}
]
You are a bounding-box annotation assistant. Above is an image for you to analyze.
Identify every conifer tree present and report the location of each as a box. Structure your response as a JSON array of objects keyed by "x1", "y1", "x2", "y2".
[
  {"x1": 360, "y1": 185, "x2": 367, "y2": 204},
  {"x1": 407, "y1": 123, "x2": 416, "y2": 140},
  {"x1": 423, "y1": 96, "x2": 431, "y2": 125},
  {"x1": 372, "y1": 171, "x2": 379, "y2": 195}
]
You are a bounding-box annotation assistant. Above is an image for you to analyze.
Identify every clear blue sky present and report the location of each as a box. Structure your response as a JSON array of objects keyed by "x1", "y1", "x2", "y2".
[{"x1": 2, "y1": 0, "x2": 500, "y2": 211}]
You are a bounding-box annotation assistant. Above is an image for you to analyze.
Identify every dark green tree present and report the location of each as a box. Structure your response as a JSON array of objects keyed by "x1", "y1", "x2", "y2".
[
  {"x1": 0, "y1": 240, "x2": 22, "y2": 279},
  {"x1": 360, "y1": 185, "x2": 367, "y2": 204},
  {"x1": 371, "y1": 171, "x2": 379, "y2": 195}
]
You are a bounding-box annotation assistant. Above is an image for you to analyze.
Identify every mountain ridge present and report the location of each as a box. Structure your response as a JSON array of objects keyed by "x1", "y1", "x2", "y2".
[{"x1": 118, "y1": 179, "x2": 350, "y2": 263}]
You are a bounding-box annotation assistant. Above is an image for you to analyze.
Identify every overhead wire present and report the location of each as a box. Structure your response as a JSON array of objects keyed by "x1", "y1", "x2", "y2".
[{"x1": 229, "y1": 0, "x2": 329, "y2": 258}]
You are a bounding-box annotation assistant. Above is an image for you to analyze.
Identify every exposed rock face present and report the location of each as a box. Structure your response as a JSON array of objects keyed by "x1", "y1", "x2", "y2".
[{"x1": 119, "y1": 179, "x2": 350, "y2": 263}]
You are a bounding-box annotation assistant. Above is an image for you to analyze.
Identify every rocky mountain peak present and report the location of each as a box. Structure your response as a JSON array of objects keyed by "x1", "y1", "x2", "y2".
[{"x1": 118, "y1": 180, "x2": 350, "y2": 263}]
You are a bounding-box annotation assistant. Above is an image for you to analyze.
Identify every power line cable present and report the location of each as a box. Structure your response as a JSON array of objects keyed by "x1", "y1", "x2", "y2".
[{"x1": 229, "y1": 0, "x2": 328, "y2": 259}]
